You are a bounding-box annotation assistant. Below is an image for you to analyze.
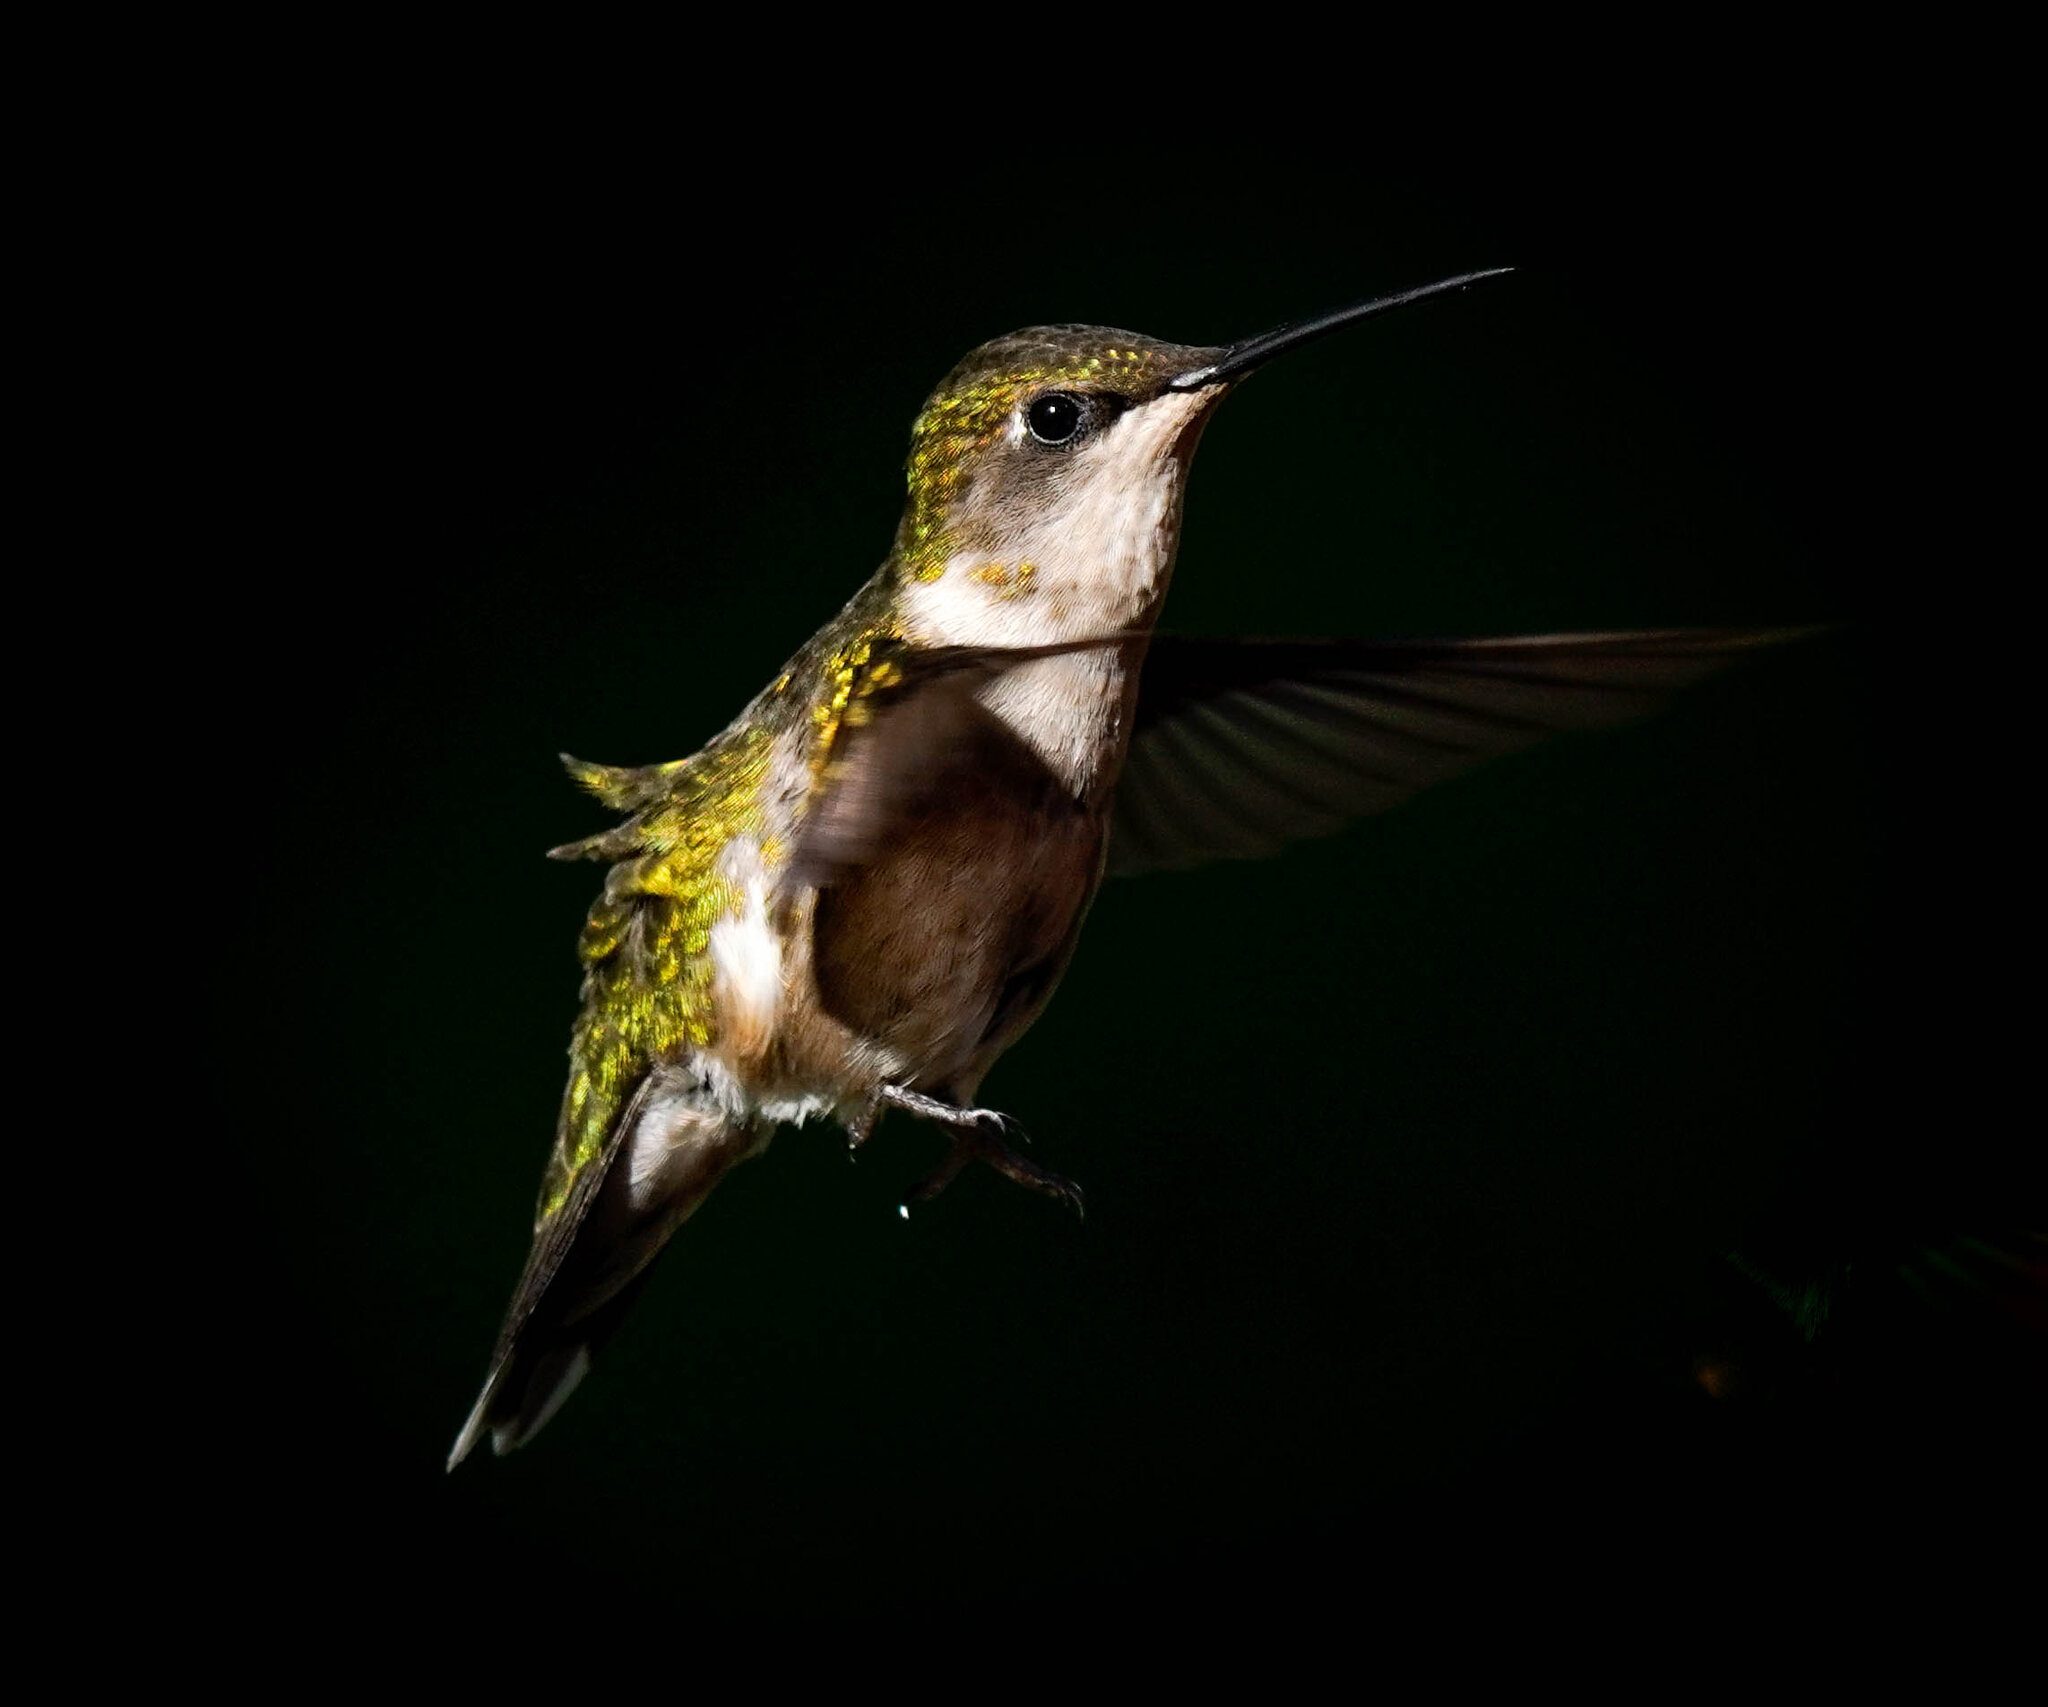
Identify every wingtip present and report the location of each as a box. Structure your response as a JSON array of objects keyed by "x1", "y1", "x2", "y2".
[
  {"x1": 1686, "y1": 621, "x2": 1840, "y2": 658},
  {"x1": 446, "y1": 1400, "x2": 489, "y2": 1473},
  {"x1": 1764, "y1": 621, "x2": 1841, "y2": 645}
]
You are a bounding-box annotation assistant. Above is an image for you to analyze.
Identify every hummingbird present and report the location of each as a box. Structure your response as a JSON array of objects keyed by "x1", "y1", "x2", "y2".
[{"x1": 449, "y1": 267, "x2": 1811, "y2": 1466}]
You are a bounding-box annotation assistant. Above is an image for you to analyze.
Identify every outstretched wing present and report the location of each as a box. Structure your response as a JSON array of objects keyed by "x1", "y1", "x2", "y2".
[{"x1": 1110, "y1": 628, "x2": 1819, "y2": 874}]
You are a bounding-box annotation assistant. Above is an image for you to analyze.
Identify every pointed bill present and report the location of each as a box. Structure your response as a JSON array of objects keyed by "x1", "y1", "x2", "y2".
[{"x1": 1167, "y1": 268, "x2": 1515, "y2": 391}]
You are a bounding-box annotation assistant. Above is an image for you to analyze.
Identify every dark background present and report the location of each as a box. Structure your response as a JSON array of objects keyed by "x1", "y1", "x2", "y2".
[{"x1": 198, "y1": 129, "x2": 2035, "y2": 1622}]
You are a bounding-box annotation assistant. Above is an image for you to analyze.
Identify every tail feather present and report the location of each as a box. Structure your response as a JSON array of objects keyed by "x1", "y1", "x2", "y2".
[
  {"x1": 448, "y1": 1076, "x2": 769, "y2": 1469},
  {"x1": 447, "y1": 1259, "x2": 665, "y2": 1469},
  {"x1": 447, "y1": 1336, "x2": 594, "y2": 1469}
]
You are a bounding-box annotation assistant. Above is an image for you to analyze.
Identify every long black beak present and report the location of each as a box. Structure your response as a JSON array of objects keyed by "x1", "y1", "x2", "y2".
[{"x1": 1167, "y1": 267, "x2": 1515, "y2": 391}]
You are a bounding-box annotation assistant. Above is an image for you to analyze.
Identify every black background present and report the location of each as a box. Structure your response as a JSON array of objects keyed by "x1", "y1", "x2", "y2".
[{"x1": 194, "y1": 117, "x2": 2036, "y2": 1627}]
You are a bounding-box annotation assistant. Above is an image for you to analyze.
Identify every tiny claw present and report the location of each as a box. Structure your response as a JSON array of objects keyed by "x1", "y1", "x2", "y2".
[
  {"x1": 1039, "y1": 1176, "x2": 1086, "y2": 1222},
  {"x1": 973, "y1": 1109, "x2": 1033, "y2": 1148}
]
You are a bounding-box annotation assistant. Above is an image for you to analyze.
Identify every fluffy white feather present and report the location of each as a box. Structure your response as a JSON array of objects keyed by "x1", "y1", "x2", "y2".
[{"x1": 709, "y1": 855, "x2": 782, "y2": 1059}]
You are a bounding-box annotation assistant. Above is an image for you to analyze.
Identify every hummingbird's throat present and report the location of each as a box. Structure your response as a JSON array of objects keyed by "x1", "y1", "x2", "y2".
[
  {"x1": 893, "y1": 389, "x2": 1213, "y2": 798},
  {"x1": 898, "y1": 346, "x2": 1167, "y2": 586},
  {"x1": 899, "y1": 385, "x2": 1214, "y2": 653},
  {"x1": 968, "y1": 561, "x2": 1038, "y2": 600}
]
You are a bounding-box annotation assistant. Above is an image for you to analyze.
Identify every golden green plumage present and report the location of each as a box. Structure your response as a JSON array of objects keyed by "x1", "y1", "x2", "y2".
[
  {"x1": 529, "y1": 334, "x2": 1180, "y2": 1228},
  {"x1": 898, "y1": 343, "x2": 1164, "y2": 582},
  {"x1": 533, "y1": 583, "x2": 908, "y2": 1224},
  {"x1": 536, "y1": 728, "x2": 763, "y2": 1219}
]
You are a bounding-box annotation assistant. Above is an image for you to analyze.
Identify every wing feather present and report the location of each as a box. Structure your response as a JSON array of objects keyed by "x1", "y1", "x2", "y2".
[
  {"x1": 777, "y1": 633, "x2": 1140, "y2": 901},
  {"x1": 1110, "y1": 628, "x2": 1820, "y2": 874}
]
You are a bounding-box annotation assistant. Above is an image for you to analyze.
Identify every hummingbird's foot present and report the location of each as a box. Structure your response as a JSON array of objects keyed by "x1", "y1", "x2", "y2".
[
  {"x1": 900, "y1": 1131, "x2": 1086, "y2": 1220},
  {"x1": 877, "y1": 1082, "x2": 1029, "y2": 1141},
  {"x1": 879, "y1": 1086, "x2": 1084, "y2": 1221}
]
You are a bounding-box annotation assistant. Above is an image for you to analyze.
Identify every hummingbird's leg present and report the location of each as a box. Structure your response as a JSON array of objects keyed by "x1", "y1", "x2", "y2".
[
  {"x1": 881, "y1": 1084, "x2": 1085, "y2": 1220},
  {"x1": 877, "y1": 1084, "x2": 1029, "y2": 1143},
  {"x1": 902, "y1": 1131, "x2": 1085, "y2": 1219},
  {"x1": 899, "y1": 1140, "x2": 974, "y2": 1212},
  {"x1": 842, "y1": 1093, "x2": 883, "y2": 1160}
]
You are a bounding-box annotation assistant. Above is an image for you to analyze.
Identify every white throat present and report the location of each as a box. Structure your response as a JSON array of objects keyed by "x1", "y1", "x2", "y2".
[{"x1": 897, "y1": 389, "x2": 1209, "y2": 794}]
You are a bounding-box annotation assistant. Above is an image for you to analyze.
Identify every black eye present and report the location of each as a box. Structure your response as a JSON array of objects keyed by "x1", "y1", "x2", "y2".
[{"x1": 1026, "y1": 392, "x2": 1084, "y2": 446}]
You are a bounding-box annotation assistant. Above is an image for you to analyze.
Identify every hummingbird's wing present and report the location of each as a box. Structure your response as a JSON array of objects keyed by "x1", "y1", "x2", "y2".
[
  {"x1": 1109, "y1": 628, "x2": 1818, "y2": 875},
  {"x1": 777, "y1": 636, "x2": 1137, "y2": 903},
  {"x1": 780, "y1": 658, "x2": 1009, "y2": 899}
]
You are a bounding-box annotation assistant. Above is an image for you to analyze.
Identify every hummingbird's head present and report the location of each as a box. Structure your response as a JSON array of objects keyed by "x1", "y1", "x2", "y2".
[
  {"x1": 893, "y1": 326, "x2": 1222, "y2": 642},
  {"x1": 891, "y1": 270, "x2": 1512, "y2": 649}
]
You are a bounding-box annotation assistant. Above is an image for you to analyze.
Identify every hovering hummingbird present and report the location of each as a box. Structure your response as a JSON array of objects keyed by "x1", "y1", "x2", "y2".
[{"x1": 450, "y1": 268, "x2": 1811, "y2": 1466}]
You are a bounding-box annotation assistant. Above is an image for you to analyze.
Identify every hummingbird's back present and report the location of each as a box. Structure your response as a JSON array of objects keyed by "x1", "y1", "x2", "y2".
[
  {"x1": 540, "y1": 578, "x2": 906, "y2": 1200},
  {"x1": 449, "y1": 579, "x2": 903, "y2": 1459}
]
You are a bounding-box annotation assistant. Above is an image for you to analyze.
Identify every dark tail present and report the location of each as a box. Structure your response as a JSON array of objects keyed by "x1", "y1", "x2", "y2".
[
  {"x1": 448, "y1": 1268, "x2": 659, "y2": 1466},
  {"x1": 448, "y1": 1096, "x2": 770, "y2": 1469}
]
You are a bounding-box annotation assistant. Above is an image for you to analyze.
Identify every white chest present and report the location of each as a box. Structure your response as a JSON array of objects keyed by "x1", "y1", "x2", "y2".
[
  {"x1": 974, "y1": 649, "x2": 1131, "y2": 796},
  {"x1": 897, "y1": 439, "x2": 1188, "y2": 793}
]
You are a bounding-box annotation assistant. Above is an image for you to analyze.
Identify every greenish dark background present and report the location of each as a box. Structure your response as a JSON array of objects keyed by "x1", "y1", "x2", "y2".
[{"x1": 206, "y1": 135, "x2": 2031, "y2": 1621}]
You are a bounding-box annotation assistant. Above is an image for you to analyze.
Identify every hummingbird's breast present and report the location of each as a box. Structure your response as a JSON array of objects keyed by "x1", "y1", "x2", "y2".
[
  {"x1": 699, "y1": 585, "x2": 1131, "y2": 1110},
  {"x1": 804, "y1": 719, "x2": 1108, "y2": 1096},
  {"x1": 544, "y1": 472, "x2": 1192, "y2": 1178}
]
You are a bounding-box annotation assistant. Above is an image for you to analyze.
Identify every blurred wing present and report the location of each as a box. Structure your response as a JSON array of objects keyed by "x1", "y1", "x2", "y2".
[
  {"x1": 1110, "y1": 628, "x2": 1818, "y2": 874},
  {"x1": 780, "y1": 666, "x2": 996, "y2": 899},
  {"x1": 779, "y1": 635, "x2": 1136, "y2": 901}
]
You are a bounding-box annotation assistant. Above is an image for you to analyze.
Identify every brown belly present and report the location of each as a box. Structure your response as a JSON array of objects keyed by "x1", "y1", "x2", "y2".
[{"x1": 811, "y1": 768, "x2": 1105, "y2": 1091}]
